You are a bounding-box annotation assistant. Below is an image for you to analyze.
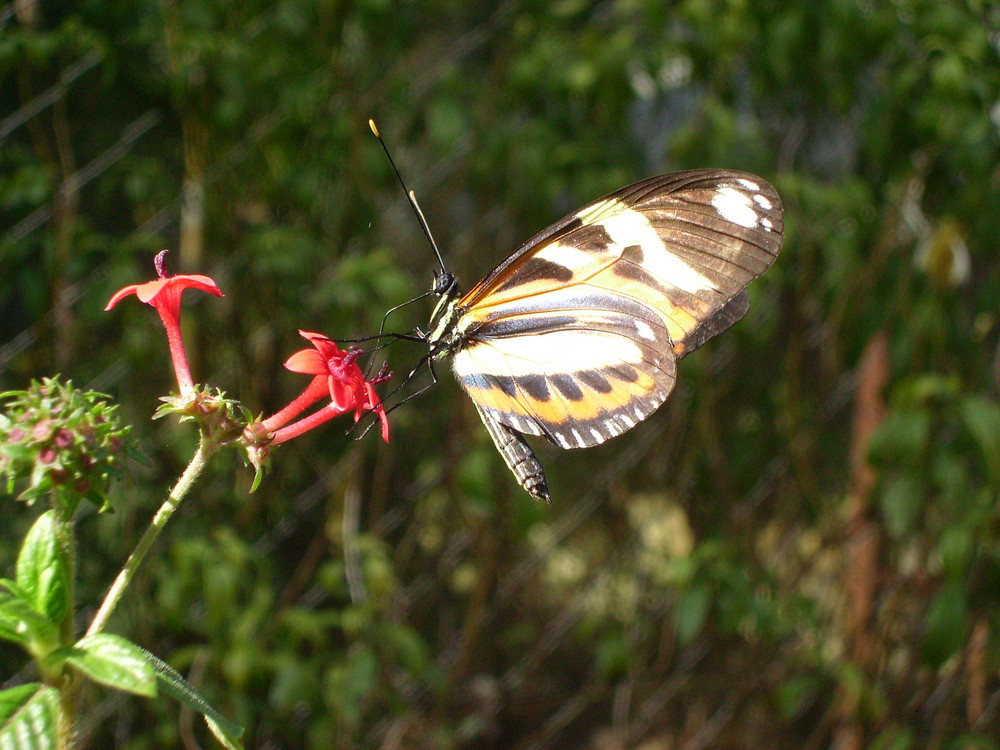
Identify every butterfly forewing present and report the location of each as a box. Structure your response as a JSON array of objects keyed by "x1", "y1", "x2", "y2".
[{"x1": 460, "y1": 169, "x2": 782, "y2": 331}]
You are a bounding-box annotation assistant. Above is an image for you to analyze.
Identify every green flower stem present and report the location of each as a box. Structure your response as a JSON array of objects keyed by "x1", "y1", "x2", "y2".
[
  {"x1": 54, "y1": 512, "x2": 79, "y2": 750},
  {"x1": 85, "y1": 441, "x2": 211, "y2": 638},
  {"x1": 53, "y1": 511, "x2": 77, "y2": 644},
  {"x1": 57, "y1": 676, "x2": 81, "y2": 750}
]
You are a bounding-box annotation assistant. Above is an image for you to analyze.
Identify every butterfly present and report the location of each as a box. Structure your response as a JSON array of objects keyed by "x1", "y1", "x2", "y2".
[{"x1": 408, "y1": 169, "x2": 785, "y2": 503}]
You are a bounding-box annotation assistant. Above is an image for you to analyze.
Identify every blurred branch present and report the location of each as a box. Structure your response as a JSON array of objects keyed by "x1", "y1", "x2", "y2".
[
  {"x1": 967, "y1": 617, "x2": 988, "y2": 729},
  {"x1": 834, "y1": 331, "x2": 889, "y2": 749}
]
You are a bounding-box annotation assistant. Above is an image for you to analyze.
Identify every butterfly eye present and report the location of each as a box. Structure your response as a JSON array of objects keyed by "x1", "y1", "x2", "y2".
[{"x1": 432, "y1": 270, "x2": 457, "y2": 297}]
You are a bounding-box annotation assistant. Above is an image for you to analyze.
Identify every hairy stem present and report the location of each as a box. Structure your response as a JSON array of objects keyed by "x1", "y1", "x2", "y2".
[
  {"x1": 54, "y1": 511, "x2": 79, "y2": 750},
  {"x1": 85, "y1": 441, "x2": 210, "y2": 637}
]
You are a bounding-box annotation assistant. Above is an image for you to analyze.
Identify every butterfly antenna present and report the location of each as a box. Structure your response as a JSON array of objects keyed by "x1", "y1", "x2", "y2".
[{"x1": 368, "y1": 118, "x2": 447, "y2": 274}]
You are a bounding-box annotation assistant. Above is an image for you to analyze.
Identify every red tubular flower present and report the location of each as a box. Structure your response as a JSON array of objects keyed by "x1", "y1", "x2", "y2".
[
  {"x1": 105, "y1": 250, "x2": 223, "y2": 395},
  {"x1": 257, "y1": 331, "x2": 391, "y2": 444}
]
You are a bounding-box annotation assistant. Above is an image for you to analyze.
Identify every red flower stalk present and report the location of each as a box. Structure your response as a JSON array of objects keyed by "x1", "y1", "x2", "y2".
[
  {"x1": 257, "y1": 331, "x2": 391, "y2": 444},
  {"x1": 105, "y1": 250, "x2": 223, "y2": 395}
]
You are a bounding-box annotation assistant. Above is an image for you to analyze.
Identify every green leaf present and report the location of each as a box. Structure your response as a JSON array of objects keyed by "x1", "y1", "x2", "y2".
[
  {"x1": 959, "y1": 396, "x2": 1000, "y2": 485},
  {"x1": 869, "y1": 724, "x2": 915, "y2": 750},
  {"x1": 775, "y1": 673, "x2": 823, "y2": 720},
  {"x1": 868, "y1": 409, "x2": 931, "y2": 466},
  {"x1": 879, "y1": 473, "x2": 923, "y2": 538},
  {"x1": 16, "y1": 512, "x2": 69, "y2": 625},
  {"x1": 138, "y1": 647, "x2": 244, "y2": 749},
  {"x1": 0, "y1": 580, "x2": 23, "y2": 598},
  {"x1": 0, "y1": 597, "x2": 59, "y2": 654},
  {"x1": 249, "y1": 466, "x2": 263, "y2": 493},
  {"x1": 0, "y1": 683, "x2": 59, "y2": 750},
  {"x1": 54, "y1": 634, "x2": 156, "y2": 698},
  {"x1": 675, "y1": 585, "x2": 712, "y2": 645},
  {"x1": 937, "y1": 526, "x2": 973, "y2": 577},
  {"x1": 923, "y1": 578, "x2": 968, "y2": 668},
  {"x1": 943, "y1": 734, "x2": 999, "y2": 750},
  {"x1": 381, "y1": 622, "x2": 430, "y2": 673},
  {"x1": 594, "y1": 631, "x2": 630, "y2": 679}
]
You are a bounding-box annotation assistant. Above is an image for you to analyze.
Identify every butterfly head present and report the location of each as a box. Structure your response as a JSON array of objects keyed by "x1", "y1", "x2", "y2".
[{"x1": 432, "y1": 268, "x2": 457, "y2": 298}]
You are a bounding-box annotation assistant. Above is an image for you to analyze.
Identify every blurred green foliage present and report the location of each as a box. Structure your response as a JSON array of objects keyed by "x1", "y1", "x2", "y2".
[{"x1": 2, "y1": 0, "x2": 1000, "y2": 747}]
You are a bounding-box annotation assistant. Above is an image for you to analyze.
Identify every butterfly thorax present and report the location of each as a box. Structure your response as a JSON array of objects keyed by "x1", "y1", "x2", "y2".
[{"x1": 426, "y1": 272, "x2": 466, "y2": 358}]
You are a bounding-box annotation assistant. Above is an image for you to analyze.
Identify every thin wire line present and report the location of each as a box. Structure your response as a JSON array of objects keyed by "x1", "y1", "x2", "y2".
[
  {"x1": 6, "y1": 109, "x2": 162, "y2": 242},
  {"x1": 0, "y1": 52, "x2": 102, "y2": 142}
]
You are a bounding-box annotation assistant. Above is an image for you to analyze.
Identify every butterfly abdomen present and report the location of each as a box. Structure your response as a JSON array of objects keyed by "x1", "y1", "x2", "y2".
[{"x1": 473, "y1": 402, "x2": 551, "y2": 503}]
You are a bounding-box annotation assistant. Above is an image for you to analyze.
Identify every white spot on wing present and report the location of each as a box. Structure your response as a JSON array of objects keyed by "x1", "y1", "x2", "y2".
[
  {"x1": 753, "y1": 194, "x2": 772, "y2": 209},
  {"x1": 579, "y1": 199, "x2": 717, "y2": 294},
  {"x1": 504, "y1": 413, "x2": 536, "y2": 435},
  {"x1": 590, "y1": 427, "x2": 603, "y2": 442},
  {"x1": 570, "y1": 428, "x2": 583, "y2": 446},
  {"x1": 634, "y1": 319, "x2": 656, "y2": 341},
  {"x1": 737, "y1": 178, "x2": 760, "y2": 191},
  {"x1": 712, "y1": 187, "x2": 760, "y2": 229},
  {"x1": 536, "y1": 243, "x2": 597, "y2": 273},
  {"x1": 618, "y1": 412, "x2": 635, "y2": 429},
  {"x1": 760, "y1": 217, "x2": 774, "y2": 230}
]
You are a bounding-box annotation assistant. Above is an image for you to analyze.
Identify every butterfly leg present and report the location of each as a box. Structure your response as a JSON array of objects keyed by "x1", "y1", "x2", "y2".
[{"x1": 473, "y1": 403, "x2": 551, "y2": 504}]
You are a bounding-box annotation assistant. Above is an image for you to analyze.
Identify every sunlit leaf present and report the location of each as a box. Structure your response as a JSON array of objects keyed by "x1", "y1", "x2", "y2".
[
  {"x1": 0, "y1": 684, "x2": 58, "y2": 750},
  {"x1": 54, "y1": 634, "x2": 156, "y2": 697},
  {"x1": 0, "y1": 596, "x2": 58, "y2": 654},
  {"x1": 15, "y1": 512, "x2": 69, "y2": 625}
]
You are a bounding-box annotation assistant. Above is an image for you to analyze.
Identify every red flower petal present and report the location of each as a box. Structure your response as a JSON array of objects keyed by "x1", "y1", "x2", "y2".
[
  {"x1": 364, "y1": 382, "x2": 390, "y2": 442},
  {"x1": 284, "y1": 349, "x2": 327, "y2": 374},
  {"x1": 266, "y1": 330, "x2": 391, "y2": 443},
  {"x1": 105, "y1": 273, "x2": 223, "y2": 310},
  {"x1": 104, "y1": 284, "x2": 142, "y2": 311}
]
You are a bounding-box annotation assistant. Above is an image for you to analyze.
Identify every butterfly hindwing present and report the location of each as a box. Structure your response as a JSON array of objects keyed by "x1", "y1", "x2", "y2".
[
  {"x1": 443, "y1": 169, "x2": 782, "y2": 452},
  {"x1": 454, "y1": 297, "x2": 674, "y2": 448}
]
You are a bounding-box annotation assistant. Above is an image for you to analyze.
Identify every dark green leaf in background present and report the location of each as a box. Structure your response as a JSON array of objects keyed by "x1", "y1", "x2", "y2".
[{"x1": 922, "y1": 577, "x2": 968, "y2": 668}]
